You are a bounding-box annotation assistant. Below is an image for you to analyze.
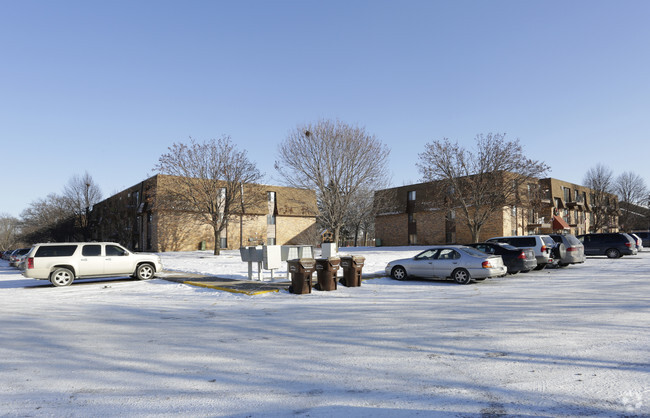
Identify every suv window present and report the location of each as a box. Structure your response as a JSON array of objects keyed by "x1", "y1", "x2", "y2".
[
  {"x1": 508, "y1": 237, "x2": 536, "y2": 247},
  {"x1": 106, "y1": 245, "x2": 128, "y2": 256},
  {"x1": 35, "y1": 245, "x2": 78, "y2": 257},
  {"x1": 82, "y1": 245, "x2": 102, "y2": 256}
]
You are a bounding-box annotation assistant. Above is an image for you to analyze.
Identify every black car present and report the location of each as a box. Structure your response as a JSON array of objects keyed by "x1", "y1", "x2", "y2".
[
  {"x1": 466, "y1": 242, "x2": 538, "y2": 274},
  {"x1": 576, "y1": 233, "x2": 637, "y2": 258}
]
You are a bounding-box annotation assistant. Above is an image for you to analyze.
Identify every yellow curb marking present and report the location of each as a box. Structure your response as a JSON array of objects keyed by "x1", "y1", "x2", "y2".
[{"x1": 183, "y1": 281, "x2": 281, "y2": 296}]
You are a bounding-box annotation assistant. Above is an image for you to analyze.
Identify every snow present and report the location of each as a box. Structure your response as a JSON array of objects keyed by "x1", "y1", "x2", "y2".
[{"x1": 1, "y1": 246, "x2": 649, "y2": 417}]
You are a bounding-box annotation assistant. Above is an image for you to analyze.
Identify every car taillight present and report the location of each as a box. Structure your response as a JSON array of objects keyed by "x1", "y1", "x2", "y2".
[
  {"x1": 566, "y1": 246, "x2": 577, "y2": 252},
  {"x1": 27, "y1": 257, "x2": 34, "y2": 269},
  {"x1": 518, "y1": 251, "x2": 527, "y2": 259},
  {"x1": 625, "y1": 242, "x2": 632, "y2": 248},
  {"x1": 482, "y1": 260, "x2": 492, "y2": 268},
  {"x1": 541, "y1": 245, "x2": 547, "y2": 252}
]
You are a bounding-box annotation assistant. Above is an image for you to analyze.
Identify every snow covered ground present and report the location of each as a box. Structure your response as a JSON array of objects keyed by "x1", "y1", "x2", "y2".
[{"x1": 1, "y1": 246, "x2": 649, "y2": 417}]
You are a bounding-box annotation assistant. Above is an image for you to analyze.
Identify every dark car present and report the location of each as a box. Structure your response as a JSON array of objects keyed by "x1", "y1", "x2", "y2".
[
  {"x1": 548, "y1": 234, "x2": 586, "y2": 267},
  {"x1": 466, "y1": 242, "x2": 537, "y2": 274},
  {"x1": 576, "y1": 233, "x2": 637, "y2": 258},
  {"x1": 631, "y1": 231, "x2": 650, "y2": 247}
]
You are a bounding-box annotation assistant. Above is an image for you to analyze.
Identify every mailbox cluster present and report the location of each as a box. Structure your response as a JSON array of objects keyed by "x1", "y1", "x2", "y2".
[
  {"x1": 239, "y1": 245, "x2": 366, "y2": 295},
  {"x1": 287, "y1": 255, "x2": 365, "y2": 295}
]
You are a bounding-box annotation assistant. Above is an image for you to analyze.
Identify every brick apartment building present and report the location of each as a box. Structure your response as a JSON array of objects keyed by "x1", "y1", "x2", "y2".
[
  {"x1": 374, "y1": 176, "x2": 619, "y2": 246},
  {"x1": 90, "y1": 174, "x2": 318, "y2": 252}
]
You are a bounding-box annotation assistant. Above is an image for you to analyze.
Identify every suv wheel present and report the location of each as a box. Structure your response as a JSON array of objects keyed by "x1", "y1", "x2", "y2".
[
  {"x1": 605, "y1": 248, "x2": 621, "y2": 259},
  {"x1": 135, "y1": 263, "x2": 155, "y2": 280},
  {"x1": 50, "y1": 268, "x2": 74, "y2": 287}
]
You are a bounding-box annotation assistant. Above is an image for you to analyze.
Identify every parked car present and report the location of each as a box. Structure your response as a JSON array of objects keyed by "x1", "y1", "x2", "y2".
[
  {"x1": 548, "y1": 234, "x2": 586, "y2": 267},
  {"x1": 631, "y1": 231, "x2": 650, "y2": 248},
  {"x1": 576, "y1": 233, "x2": 637, "y2": 258},
  {"x1": 1, "y1": 249, "x2": 14, "y2": 260},
  {"x1": 465, "y1": 242, "x2": 537, "y2": 274},
  {"x1": 627, "y1": 233, "x2": 644, "y2": 252},
  {"x1": 9, "y1": 248, "x2": 31, "y2": 267},
  {"x1": 385, "y1": 245, "x2": 507, "y2": 284},
  {"x1": 485, "y1": 235, "x2": 555, "y2": 270},
  {"x1": 22, "y1": 242, "x2": 163, "y2": 287}
]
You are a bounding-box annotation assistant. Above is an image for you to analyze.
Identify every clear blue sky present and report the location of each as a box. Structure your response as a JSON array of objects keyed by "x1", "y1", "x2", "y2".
[{"x1": 2, "y1": 0, "x2": 649, "y2": 218}]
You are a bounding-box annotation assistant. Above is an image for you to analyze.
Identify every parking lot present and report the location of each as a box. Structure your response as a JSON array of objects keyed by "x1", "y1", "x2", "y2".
[{"x1": 1, "y1": 247, "x2": 649, "y2": 416}]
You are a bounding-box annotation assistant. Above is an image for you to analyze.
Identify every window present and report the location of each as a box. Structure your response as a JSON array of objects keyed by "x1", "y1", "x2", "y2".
[
  {"x1": 82, "y1": 245, "x2": 101, "y2": 257},
  {"x1": 267, "y1": 191, "x2": 276, "y2": 202},
  {"x1": 106, "y1": 245, "x2": 128, "y2": 257},
  {"x1": 408, "y1": 213, "x2": 415, "y2": 224},
  {"x1": 408, "y1": 191, "x2": 416, "y2": 201},
  {"x1": 437, "y1": 249, "x2": 460, "y2": 260},
  {"x1": 267, "y1": 215, "x2": 276, "y2": 225},
  {"x1": 564, "y1": 187, "x2": 571, "y2": 202},
  {"x1": 267, "y1": 238, "x2": 276, "y2": 245},
  {"x1": 35, "y1": 245, "x2": 78, "y2": 257}
]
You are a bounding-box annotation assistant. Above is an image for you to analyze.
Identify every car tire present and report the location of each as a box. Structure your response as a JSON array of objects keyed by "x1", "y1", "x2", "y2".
[
  {"x1": 135, "y1": 263, "x2": 155, "y2": 280},
  {"x1": 606, "y1": 248, "x2": 621, "y2": 259},
  {"x1": 50, "y1": 267, "x2": 74, "y2": 287},
  {"x1": 520, "y1": 269, "x2": 531, "y2": 273},
  {"x1": 391, "y1": 266, "x2": 407, "y2": 281},
  {"x1": 452, "y1": 268, "x2": 471, "y2": 285},
  {"x1": 507, "y1": 269, "x2": 519, "y2": 275}
]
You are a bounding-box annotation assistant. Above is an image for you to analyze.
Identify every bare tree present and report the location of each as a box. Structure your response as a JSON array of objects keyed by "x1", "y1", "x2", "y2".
[
  {"x1": 614, "y1": 171, "x2": 648, "y2": 231},
  {"x1": 62, "y1": 171, "x2": 103, "y2": 239},
  {"x1": 154, "y1": 136, "x2": 262, "y2": 255},
  {"x1": 0, "y1": 214, "x2": 21, "y2": 251},
  {"x1": 19, "y1": 193, "x2": 77, "y2": 243},
  {"x1": 583, "y1": 164, "x2": 617, "y2": 232},
  {"x1": 417, "y1": 133, "x2": 549, "y2": 242},
  {"x1": 275, "y1": 119, "x2": 390, "y2": 245}
]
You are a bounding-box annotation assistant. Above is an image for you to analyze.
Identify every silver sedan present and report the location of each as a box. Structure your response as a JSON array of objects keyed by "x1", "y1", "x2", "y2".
[{"x1": 385, "y1": 245, "x2": 507, "y2": 284}]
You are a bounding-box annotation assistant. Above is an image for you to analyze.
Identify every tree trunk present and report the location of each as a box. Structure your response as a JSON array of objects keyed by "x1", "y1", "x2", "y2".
[{"x1": 214, "y1": 229, "x2": 221, "y2": 256}]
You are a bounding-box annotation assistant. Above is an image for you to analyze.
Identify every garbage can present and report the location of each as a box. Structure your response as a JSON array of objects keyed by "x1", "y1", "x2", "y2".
[
  {"x1": 287, "y1": 258, "x2": 316, "y2": 294},
  {"x1": 339, "y1": 256, "x2": 365, "y2": 287},
  {"x1": 314, "y1": 257, "x2": 340, "y2": 291}
]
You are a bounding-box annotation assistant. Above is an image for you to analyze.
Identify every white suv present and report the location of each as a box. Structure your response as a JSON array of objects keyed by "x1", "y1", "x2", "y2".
[{"x1": 22, "y1": 242, "x2": 163, "y2": 287}]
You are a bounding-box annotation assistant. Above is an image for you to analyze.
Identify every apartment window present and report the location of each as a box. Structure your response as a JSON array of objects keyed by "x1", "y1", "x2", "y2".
[
  {"x1": 408, "y1": 233, "x2": 417, "y2": 245},
  {"x1": 267, "y1": 215, "x2": 276, "y2": 225},
  {"x1": 267, "y1": 191, "x2": 276, "y2": 202},
  {"x1": 564, "y1": 187, "x2": 571, "y2": 202},
  {"x1": 267, "y1": 238, "x2": 276, "y2": 245},
  {"x1": 408, "y1": 191, "x2": 416, "y2": 201}
]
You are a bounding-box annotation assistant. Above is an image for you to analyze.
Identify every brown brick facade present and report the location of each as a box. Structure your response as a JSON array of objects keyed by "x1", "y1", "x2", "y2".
[
  {"x1": 91, "y1": 175, "x2": 318, "y2": 252},
  {"x1": 374, "y1": 176, "x2": 619, "y2": 246}
]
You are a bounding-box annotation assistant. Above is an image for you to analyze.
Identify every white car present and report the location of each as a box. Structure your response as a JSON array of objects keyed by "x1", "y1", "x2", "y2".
[{"x1": 22, "y1": 242, "x2": 163, "y2": 287}]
